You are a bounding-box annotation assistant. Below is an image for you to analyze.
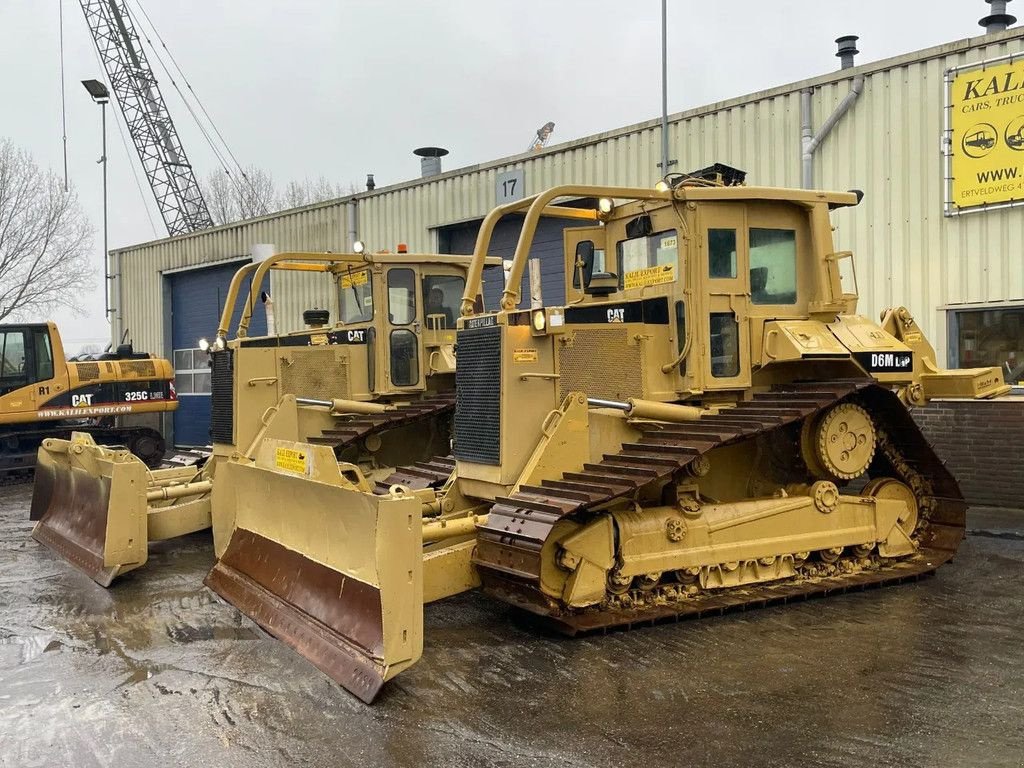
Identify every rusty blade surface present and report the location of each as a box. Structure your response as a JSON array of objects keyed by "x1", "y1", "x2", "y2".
[
  {"x1": 205, "y1": 528, "x2": 388, "y2": 704},
  {"x1": 30, "y1": 464, "x2": 117, "y2": 586}
]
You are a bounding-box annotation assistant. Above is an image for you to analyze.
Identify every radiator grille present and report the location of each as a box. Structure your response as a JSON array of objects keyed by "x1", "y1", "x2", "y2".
[
  {"x1": 454, "y1": 325, "x2": 501, "y2": 465},
  {"x1": 120, "y1": 360, "x2": 157, "y2": 378},
  {"x1": 210, "y1": 350, "x2": 234, "y2": 444},
  {"x1": 558, "y1": 327, "x2": 644, "y2": 401},
  {"x1": 280, "y1": 348, "x2": 349, "y2": 401},
  {"x1": 75, "y1": 362, "x2": 100, "y2": 381}
]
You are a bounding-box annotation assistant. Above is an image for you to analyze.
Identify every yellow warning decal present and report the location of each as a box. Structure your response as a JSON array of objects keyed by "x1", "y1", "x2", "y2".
[
  {"x1": 340, "y1": 270, "x2": 369, "y2": 289},
  {"x1": 275, "y1": 446, "x2": 310, "y2": 475},
  {"x1": 310, "y1": 333, "x2": 329, "y2": 345},
  {"x1": 902, "y1": 331, "x2": 922, "y2": 343},
  {"x1": 513, "y1": 348, "x2": 539, "y2": 363},
  {"x1": 624, "y1": 263, "x2": 675, "y2": 290}
]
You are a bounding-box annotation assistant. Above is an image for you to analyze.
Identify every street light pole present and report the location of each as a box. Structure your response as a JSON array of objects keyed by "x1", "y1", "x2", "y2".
[
  {"x1": 81, "y1": 79, "x2": 117, "y2": 348},
  {"x1": 660, "y1": 0, "x2": 669, "y2": 175},
  {"x1": 101, "y1": 98, "x2": 112, "y2": 344}
]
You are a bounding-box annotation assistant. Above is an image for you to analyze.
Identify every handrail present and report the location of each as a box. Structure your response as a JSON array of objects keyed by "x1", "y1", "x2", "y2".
[
  {"x1": 459, "y1": 184, "x2": 673, "y2": 317},
  {"x1": 217, "y1": 252, "x2": 356, "y2": 338},
  {"x1": 218, "y1": 250, "x2": 502, "y2": 340}
]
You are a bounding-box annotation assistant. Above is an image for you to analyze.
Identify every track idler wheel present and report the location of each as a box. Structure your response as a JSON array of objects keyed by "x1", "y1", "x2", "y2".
[
  {"x1": 863, "y1": 477, "x2": 919, "y2": 537},
  {"x1": 128, "y1": 429, "x2": 166, "y2": 468}
]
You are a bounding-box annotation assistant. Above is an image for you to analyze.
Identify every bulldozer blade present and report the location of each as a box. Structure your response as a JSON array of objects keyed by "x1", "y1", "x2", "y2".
[
  {"x1": 30, "y1": 432, "x2": 210, "y2": 587},
  {"x1": 31, "y1": 433, "x2": 150, "y2": 586},
  {"x1": 204, "y1": 439, "x2": 424, "y2": 704}
]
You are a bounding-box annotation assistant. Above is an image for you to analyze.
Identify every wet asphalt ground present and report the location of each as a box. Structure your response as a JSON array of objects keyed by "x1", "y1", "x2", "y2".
[{"x1": 1, "y1": 482, "x2": 1022, "y2": 768}]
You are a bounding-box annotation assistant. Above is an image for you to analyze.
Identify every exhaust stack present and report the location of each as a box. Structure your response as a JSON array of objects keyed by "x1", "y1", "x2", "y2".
[
  {"x1": 980, "y1": 0, "x2": 1016, "y2": 32},
  {"x1": 414, "y1": 147, "x2": 449, "y2": 178},
  {"x1": 836, "y1": 36, "x2": 859, "y2": 69}
]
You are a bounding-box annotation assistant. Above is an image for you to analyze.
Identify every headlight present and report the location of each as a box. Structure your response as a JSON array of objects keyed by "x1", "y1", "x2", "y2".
[
  {"x1": 352, "y1": 240, "x2": 365, "y2": 254},
  {"x1": 598, "y1": 197, "x2": 614, "y2": 214},
  {"x1": 654, "y1": 180, "x2": 671, "y2": 193},
  {"x1": 197, "y1": 337, "x2": 210, "y2": 352},
  {"x1": 212, "y1": 336, "x2": 226, "y2": 352},
  {"x1": 532, "y1": 309, "x2": 546, "y2": 332}
]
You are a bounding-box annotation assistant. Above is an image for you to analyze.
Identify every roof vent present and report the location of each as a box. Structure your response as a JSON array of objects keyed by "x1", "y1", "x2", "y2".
[
  {"x1": 836, "y1": 36, "x2": 859, "y2": 69},
  {"x1": 980, "y1": 0, "x2": 1016, "y2": 33},
  {"x1": 366, "y1": 173, "x2": 375, "y2": 191},
  {"x1": 414, "y1": 147, "x2": 449, "y2": 178}
]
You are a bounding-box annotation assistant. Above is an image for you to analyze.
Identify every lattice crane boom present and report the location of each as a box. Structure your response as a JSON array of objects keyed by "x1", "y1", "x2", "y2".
[{"x1": 79, "y1": 0, "x2": 214, "y2": 235}]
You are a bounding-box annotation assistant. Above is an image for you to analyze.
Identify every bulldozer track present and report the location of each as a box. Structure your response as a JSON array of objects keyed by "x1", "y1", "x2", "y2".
[
  {"x1": 472, "y1": 381, "x2": 966, "y2": 634},
  {"x1": 374, "y1": 456, "x2": 456, "y2": 494},
  {"x1": 304, "y1": 393, "x2": 455, "y2": 458}
]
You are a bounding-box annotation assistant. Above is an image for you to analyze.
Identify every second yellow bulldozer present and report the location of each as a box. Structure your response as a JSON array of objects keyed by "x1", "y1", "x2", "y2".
[
  {"x1": 29, "y1": 249, "x2": 498, "y2": 586},
  {"x1": 205, "y1": 174, "x2": 1011, "y2": 703}
]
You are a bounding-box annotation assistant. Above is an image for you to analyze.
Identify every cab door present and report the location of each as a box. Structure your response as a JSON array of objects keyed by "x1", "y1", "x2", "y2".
[
  {"x1": 384, "y1": 267, "x2": 425, "y2": 392},
  {"x1": 0, "y1": 326, "x2": 62, "y2": 419},
  {"x1": 697, "y1": 204, "x2": 752, "y2": 390}
]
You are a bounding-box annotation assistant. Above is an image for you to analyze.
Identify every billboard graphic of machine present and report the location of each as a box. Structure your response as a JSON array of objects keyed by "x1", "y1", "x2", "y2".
[{"x1": 947, "y1": 55, "x2": 1024, "y2": 214}]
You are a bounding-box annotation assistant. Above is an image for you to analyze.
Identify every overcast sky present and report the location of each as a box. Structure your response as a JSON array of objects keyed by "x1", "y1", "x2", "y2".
[{"x1": 0, "y1": 0, "x2": 1003, "y2": 349}]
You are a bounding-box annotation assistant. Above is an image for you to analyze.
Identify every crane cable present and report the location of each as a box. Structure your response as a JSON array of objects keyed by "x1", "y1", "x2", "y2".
[{"x1": 126, "y1": 0, "x2": 265, "y2": 210}]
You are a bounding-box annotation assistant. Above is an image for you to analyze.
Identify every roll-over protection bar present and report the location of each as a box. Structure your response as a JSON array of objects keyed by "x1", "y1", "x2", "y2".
[
  {"x1": 217, "y1": 251, "x2": 495, "y2": 339},
  {"x1": 458, "y1": 183, "x2": 862, "y2": 317}
]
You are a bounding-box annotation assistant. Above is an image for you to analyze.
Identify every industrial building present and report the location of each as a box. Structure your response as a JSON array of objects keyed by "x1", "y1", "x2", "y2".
[{"x1": 115, "y1": 22, "x2": 1024, "y2": 447}]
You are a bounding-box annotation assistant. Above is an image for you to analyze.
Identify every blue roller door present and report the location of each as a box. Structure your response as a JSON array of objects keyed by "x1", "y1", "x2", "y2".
[
  {"x1": 441, "y1": 215, "x2": 580, "y2": 311},
  {"x1": 168, "y1": 260, "x2": 267, "y2": 446}
]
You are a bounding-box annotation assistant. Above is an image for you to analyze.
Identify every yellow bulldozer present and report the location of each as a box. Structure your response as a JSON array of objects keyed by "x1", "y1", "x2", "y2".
[
  {"x1": 29, "y1": 249, "x2": 498, "y2": 586},
  {"x1": 205, "y1": 176, "x2": 1011, "y2": 703}
]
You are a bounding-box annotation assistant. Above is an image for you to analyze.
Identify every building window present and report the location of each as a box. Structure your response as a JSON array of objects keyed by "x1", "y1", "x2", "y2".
[
  {"x1": 173, "y1": 348, "x2": 211, "y2": 395},
  {"x1": 953, "y1": 306, "x2": 1024, "y2": 385}
]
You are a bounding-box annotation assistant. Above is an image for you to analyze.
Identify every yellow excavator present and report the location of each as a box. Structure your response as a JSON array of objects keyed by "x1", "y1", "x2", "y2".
[
  {"x1": 29, "y1": 249, "x2": 499, "y2": 586},
  {"x1": 205, "y1": 174, "x2": 1010, "y2": 703},
  {"x1": 1, "y1": 322, "x2": 175, "y2": 477}
]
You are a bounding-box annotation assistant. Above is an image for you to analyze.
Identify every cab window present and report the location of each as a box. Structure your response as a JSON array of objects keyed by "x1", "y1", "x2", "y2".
[
  {"x1": 749, "y1": 228, "x2": 797, "y2": 304},
  {"x1": 708, "y1": 229, "x2": 737, "y2": 279},
  {"x1": 617, "y1": 229, "x2": 677, "y2": 289},
  {"x1": 388, "y1": 269, "x2": 417, "y2": 325},
  {"x1": 421, "y1": 274, "x2": 465, "y2": 330},
  {"x1": 0, "y1": 330, "x2": 27, "y2": 395},
  {"x1": 33, "y1": 329, "x2": 54, "y2": 381},
  {"x1": 339, "y1": 269, "x2": 373, "y2": 323}
]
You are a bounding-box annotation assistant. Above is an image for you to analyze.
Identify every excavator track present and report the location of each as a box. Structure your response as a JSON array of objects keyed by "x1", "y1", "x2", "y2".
[
  {"x1": 304, "y1": 393, "x2": 455, "y2": 456},
  {"x1": 473, "y1": 382, "x2": 966, "y2": 634},
  {"x1": 0, "y1": 425, "x2": 165, "y2": 482}
]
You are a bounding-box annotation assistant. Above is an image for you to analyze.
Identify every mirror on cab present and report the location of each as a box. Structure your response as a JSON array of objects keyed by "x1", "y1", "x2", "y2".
[{"x1": 574, "y1": 240, "x2": 617, "y2": 297}]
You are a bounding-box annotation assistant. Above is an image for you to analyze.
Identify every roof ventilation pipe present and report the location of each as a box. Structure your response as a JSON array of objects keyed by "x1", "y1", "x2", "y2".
[
  {"x1": 801, "y1": 40, "x2": 865, "y2": 189},
  {"x1": 980, "y1": 0, "x2": 1016, "y2": 33},
  {"x1": 414, "y1": 147, "x2": 449, "y2": 178},
  {"x1": 835, "y1": 35, "x2": 859, "y2": 69}
]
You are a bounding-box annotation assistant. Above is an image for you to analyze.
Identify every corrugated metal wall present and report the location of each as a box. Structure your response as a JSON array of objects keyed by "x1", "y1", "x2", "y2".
[{"x1": 117, "y1": 29, "x2": 1024, "y2": 359}]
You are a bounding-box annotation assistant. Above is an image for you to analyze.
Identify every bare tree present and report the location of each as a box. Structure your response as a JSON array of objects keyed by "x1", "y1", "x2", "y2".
[
  {"x1": 0, "y1": 140, "x2": 93, "y2": 322},
  {"x1": 201, "y1": 165, "x2": 277, "y2": 225},
  {"x1": 277, "y1": 176, "x2": 346, "y2": 210},
  {"x1": 202, "y1": 168, "x2": 353, "y2": 225}
]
